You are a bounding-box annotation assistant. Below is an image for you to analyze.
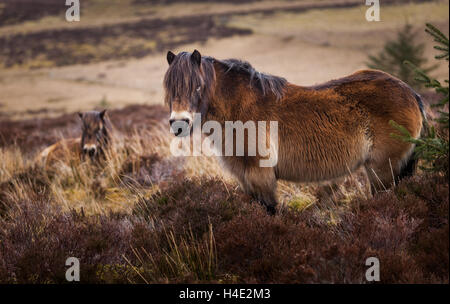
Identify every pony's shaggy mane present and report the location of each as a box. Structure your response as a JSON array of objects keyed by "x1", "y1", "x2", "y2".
[
  {"x1": 163, "y1": 52, "x2": 287, "y2": 110},
  {"x1": 219, "y1": 58, "x2": 287, "y2": 100}
]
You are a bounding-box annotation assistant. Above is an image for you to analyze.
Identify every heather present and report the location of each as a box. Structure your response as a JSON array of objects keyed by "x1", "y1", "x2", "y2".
[{"x1": 0, "y1": 106, "x2": 447, "y2": 283}]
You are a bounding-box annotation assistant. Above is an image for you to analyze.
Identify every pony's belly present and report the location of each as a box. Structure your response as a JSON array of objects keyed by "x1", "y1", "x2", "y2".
[
  {"x1": 275, "y1": 160, "x2": 354, "y2": 183},
  {"x1": 275, "y1": 142, "x2": 370, "y2": 183}
]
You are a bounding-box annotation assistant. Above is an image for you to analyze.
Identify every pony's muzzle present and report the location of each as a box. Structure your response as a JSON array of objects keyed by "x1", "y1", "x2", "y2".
[
  {"x1": 169, "y1": 119, "x2": 191, "y2": 137},
  {"x1": 83, "y1": 145, "x2": 97, "y2": 158}
]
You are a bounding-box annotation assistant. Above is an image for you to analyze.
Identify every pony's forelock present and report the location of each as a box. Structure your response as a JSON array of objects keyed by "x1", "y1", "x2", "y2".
[{"x1": 163, "y1": 52, "x2": 216, "y2": 113}]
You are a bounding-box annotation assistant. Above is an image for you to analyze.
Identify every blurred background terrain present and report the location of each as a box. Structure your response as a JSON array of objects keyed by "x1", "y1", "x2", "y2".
[{"x1": 0, "y1": 0, "x2": 448, "y2": 120}]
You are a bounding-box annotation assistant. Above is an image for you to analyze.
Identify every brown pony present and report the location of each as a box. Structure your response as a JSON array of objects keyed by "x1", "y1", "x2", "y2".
[
  {"x1": 163, "y1": 50, "x2": 426, "y2": 214},
  {"x1": 36, "y1": 110, "x2": 111, "y2": 167}
]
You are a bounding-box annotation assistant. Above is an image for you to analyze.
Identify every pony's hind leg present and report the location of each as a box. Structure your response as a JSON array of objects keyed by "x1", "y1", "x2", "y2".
[
  {"x1": 364, "y1": 153, "x2": 413, "y2": 195},
  {"x1": 364, "y1": 162, "x2": 393, "y2": 194},
  {"x1": 398, "y1": 152, "x2": 418, "y2": 180},
  {"x1": 240, "y1": 166, "x2": 278, "y2": 215}
]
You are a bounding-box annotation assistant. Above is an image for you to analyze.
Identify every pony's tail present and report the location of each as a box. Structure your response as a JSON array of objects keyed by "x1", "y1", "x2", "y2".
[
  {"x1": 398, "y1": 91, "x2": 428, "y2": 180},
  {"x1": 414, "y1": 91, "x2": 429, "y2": 137}
]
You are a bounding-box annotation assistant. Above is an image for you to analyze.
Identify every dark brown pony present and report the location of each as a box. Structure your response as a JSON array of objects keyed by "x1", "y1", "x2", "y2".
[
  {"x1": 36, "y1": 110, "x2": 112, "y2": 167},
  {"x1": 78, "y1": 110, "x2": 111, "y2": 160},
  {"x1": 164, "y1": 50, "x2": 426, "y2": 214}
]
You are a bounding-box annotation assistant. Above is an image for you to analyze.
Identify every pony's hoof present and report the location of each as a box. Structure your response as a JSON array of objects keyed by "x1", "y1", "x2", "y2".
[{"x1": 266, "y1": 205, "x2": 277, "y2": 215}]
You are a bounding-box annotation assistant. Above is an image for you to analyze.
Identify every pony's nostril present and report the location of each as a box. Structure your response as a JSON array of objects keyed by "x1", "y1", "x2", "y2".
[
  {"x1": 88, "y1": 148, "x2": 96, "y2": 157},
  {"x1": 83, "y1": 145, "x2": 96, "y2": 157},
  {"x1": 170, "y1": 120, "x2": 190, "y2": 137}
]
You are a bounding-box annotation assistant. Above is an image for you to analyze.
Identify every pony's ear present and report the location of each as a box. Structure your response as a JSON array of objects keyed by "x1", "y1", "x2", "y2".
[
  {"x1": 191, "y1": 49, "x2": 201, "y2": 67},
  {"x1": 99, "y1": 109, "x2": 107, "y2": 120},
  {"x1": 167, "y1": 51, "x2": 176, "y2": 65},
  {"x1": 77, "y1": 112, "x2": 83, "y2": 119}
]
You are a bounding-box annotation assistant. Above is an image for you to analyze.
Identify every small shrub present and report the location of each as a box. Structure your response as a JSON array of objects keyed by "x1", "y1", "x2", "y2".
[
  {"x1": 132, "y1": 177, "x2": 255, "y2": 238},
  {"x1": 367, "y1": 24, "x2": 436, "y2": 89},
  {"x1": 126, "y1": 224, "x2": 218, "y2": 283}
]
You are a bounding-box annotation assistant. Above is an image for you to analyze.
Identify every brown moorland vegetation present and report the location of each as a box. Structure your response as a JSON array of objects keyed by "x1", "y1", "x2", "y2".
[{"x1": 0, "y1": 103, "x2": 447, "y2": 283}]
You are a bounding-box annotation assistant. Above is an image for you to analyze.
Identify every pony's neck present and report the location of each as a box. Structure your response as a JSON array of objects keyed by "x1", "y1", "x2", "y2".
[
  {"x1": 102, "y1": 118, "x2": 114, "y2": 146},
  {"x1": 103, "y1": 128, "x2": 110, "y2": 145},
  {"x1": 206, "y1": 61, "x2": 256, "y2": 124}
]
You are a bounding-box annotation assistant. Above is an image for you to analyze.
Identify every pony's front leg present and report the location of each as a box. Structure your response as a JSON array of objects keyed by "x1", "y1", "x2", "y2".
[{"x1": 243, "y1": 166, "x2": 278, "y2": 215}]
